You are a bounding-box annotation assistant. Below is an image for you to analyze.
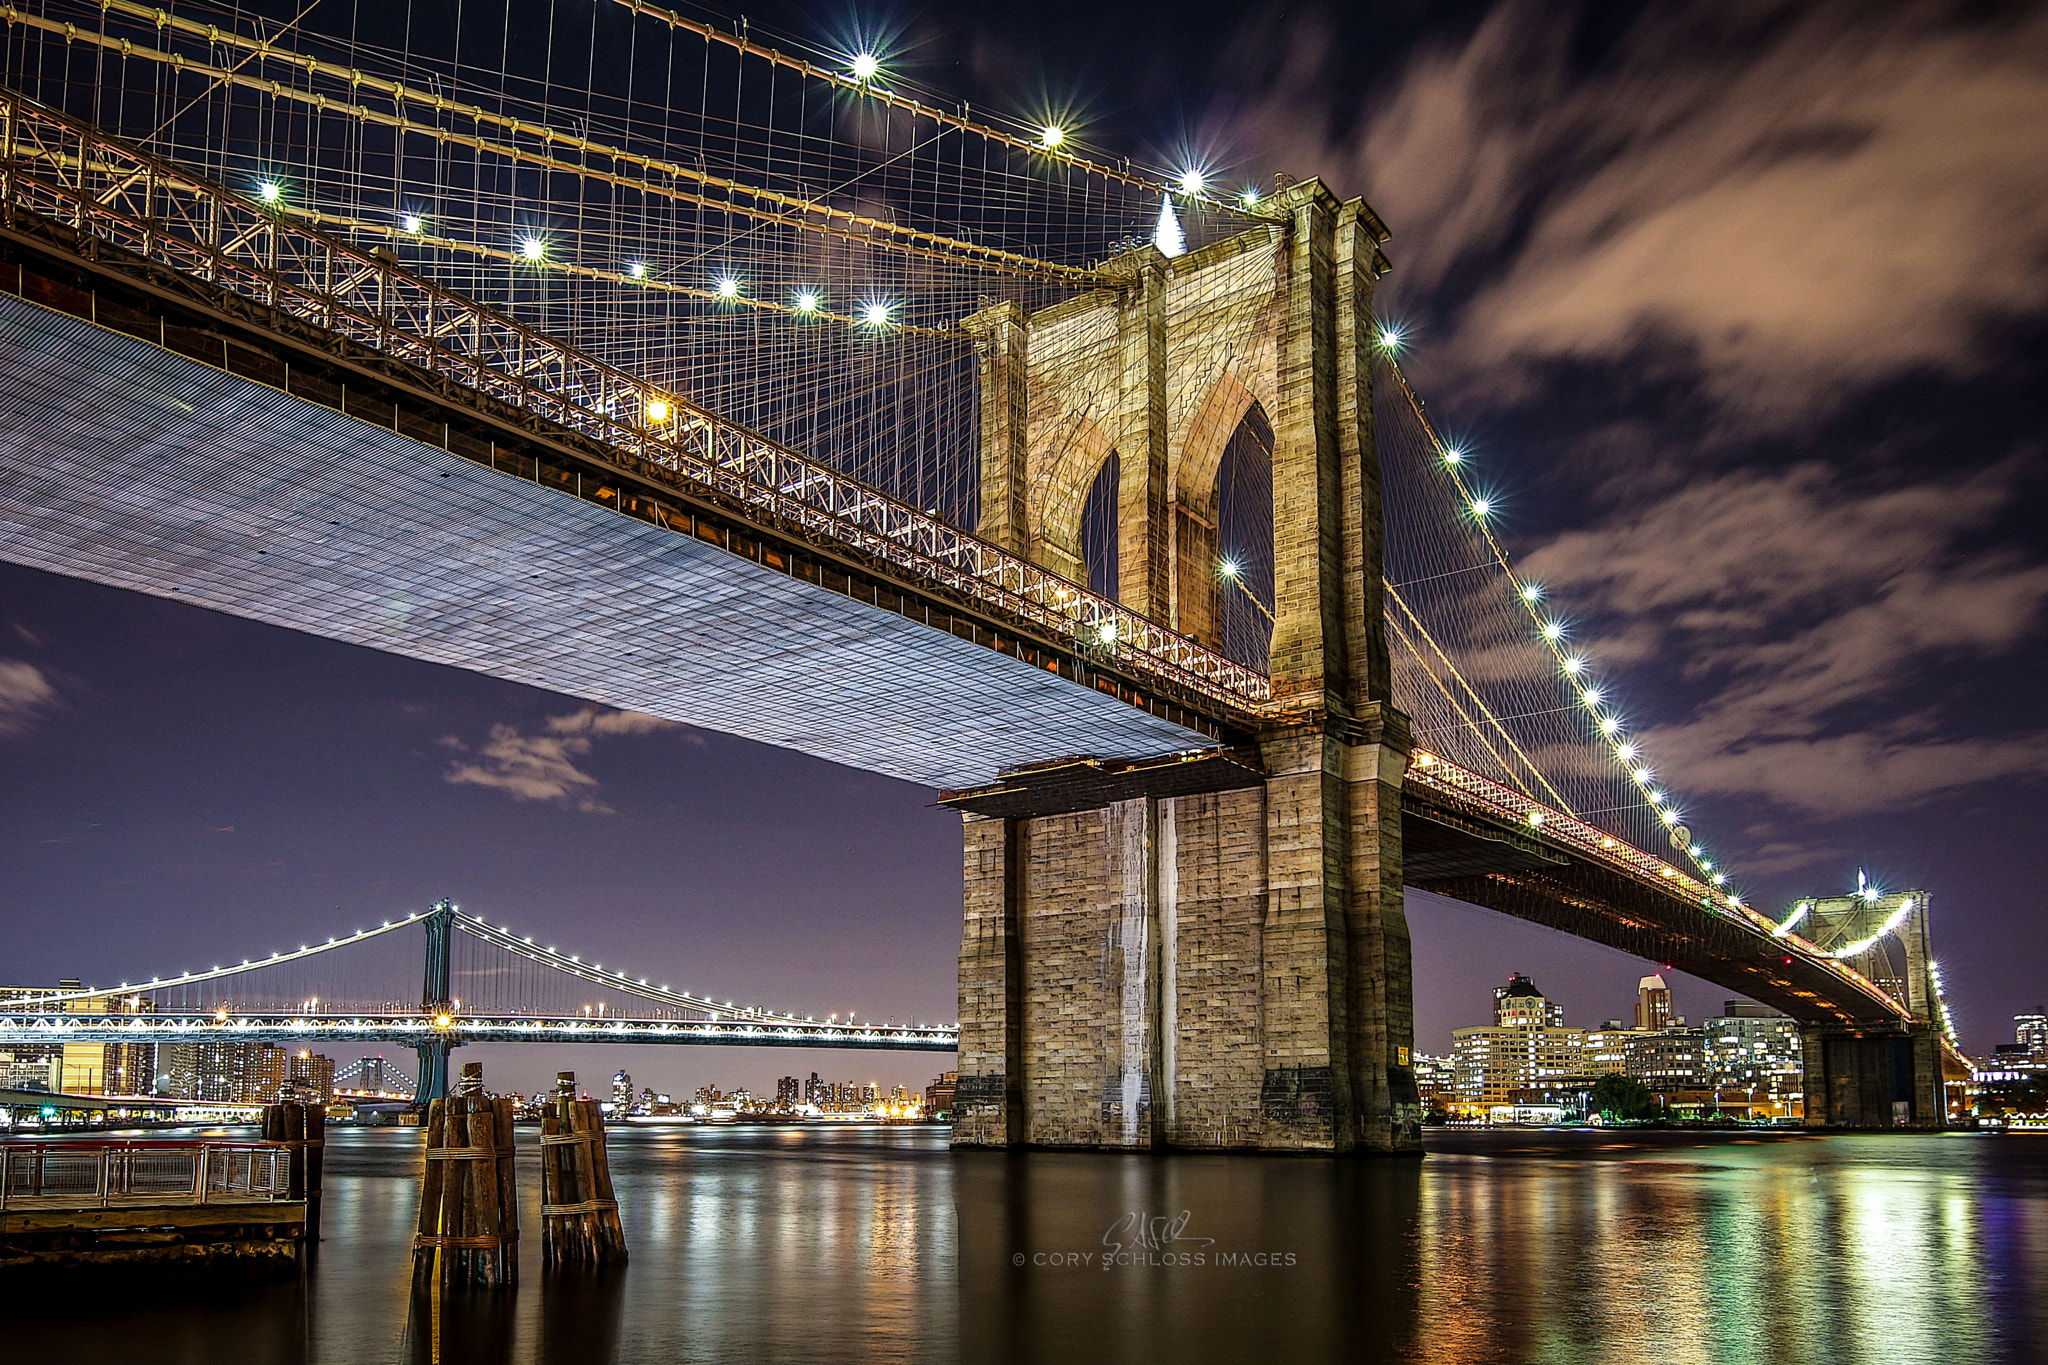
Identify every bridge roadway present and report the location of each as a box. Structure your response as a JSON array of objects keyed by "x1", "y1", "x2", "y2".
[
  {"x1": 0, "y1": 1012, "x2": 959, "y2": 1052},
  {"x1": 0, "y1": 104, "x2": 1938, "y2": 1047}
]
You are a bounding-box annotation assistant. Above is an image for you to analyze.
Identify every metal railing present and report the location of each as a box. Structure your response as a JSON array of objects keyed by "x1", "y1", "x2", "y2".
[
  {"x1": 0, "y1": 1140, "x2": 289, "y2": 1210},
  {"x1": 0, "y1": 88, "x2": 1271, "y2": 711}
]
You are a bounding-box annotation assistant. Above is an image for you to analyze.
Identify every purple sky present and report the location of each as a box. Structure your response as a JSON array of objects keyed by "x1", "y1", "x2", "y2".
[{"x1": 4, "y1": 0, "x2": 2047, "y2": 1094}]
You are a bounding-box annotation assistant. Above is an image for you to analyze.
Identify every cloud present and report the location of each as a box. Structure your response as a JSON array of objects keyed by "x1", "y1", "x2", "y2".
[
  {"x1": 443, "y1": 706, "x2": 675, "y2": 814},
  {"x1": 1735, "y1": 839, "x2": 1852, "y2": 880},
  {"x1": 1520, "y1": 459, "x2": 2048, "y2": 814},
  {"x1": 0, "y1": 658, "x2": 57, "y2": 736},
  {"x1": 1246, "y1": 0, "x2": 2048, "y2": 423}
]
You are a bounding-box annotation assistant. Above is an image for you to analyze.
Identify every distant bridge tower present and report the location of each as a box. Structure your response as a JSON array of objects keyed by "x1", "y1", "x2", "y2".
[
  {"x1": 1781, "y1": 885, "x2": 1951, "y2": 1128},
  {"x1": 413, "y1": 899, "x2": 457, "y2": 1108},
  {"x1": 948, "y1": 180, "x2": 1420, "y2": 1153}
]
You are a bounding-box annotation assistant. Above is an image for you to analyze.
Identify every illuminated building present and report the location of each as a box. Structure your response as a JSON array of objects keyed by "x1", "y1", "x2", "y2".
[
  {"x1": 1706, "y1": 1002, "x2": 1802, "y2": 1106},
  {"x1": 161, "y1": 1040, "x2": 272, "y2": 1102},
  {"x1": 286, "y1": 1051, "x2": 336, "y2": 1103},
  {"x1": 925, "y1": 1070, "x2": 956, "y2": 1117},
  {"x1": 0, "y1": 1044, "x2": 59, "y2": 1091},
  {"x1": 1411, "y1": 1054, "x2": 1456, "y2": 1113},
  {"x1": 1635, "y1": 975, "x2": 1674, "y2": 1032},
  {"x1": 611, "y1": 1070, "x2": 634, "y2": 1111},
  {"x1": 0, "y1": 982, "x2": 157, "y2": 1096},
  {"x1": 1583, "y1": 1022, "x2": 1638, "y2": 1076},
  {"x1": 2017, "y1": 1013, "x2": 2047, "y2": 1061},
  {"x1": 1454, "y1": 975, "x2": 1586, "y2": 1111},
  {"x1": 1453, "y1": 1027, "x2": 1587, "y2": 1109},
  {"x1": 1495, "y1": 973, "x2": 1565, "y2": 1027},
  {"x1": 1624, "y1": 1029, "x2": 1709, "y2": 1092},
  {"x1": 247, "y1": 1045, "x2": 334, "y2": 1103}
]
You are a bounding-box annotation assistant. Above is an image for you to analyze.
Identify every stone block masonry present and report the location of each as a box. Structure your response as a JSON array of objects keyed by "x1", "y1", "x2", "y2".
[
  {"x1": 952, "y1": 722, "x2": 1421, "y2": 1152},
  {"x1": 952, "y1": 178, "x2": 1420, "y2": 1154}
]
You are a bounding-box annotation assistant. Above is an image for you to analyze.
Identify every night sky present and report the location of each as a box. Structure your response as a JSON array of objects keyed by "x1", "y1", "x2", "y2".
[{"x1": 3, "y1": 0, "x2": 2046, "y2": 1097}]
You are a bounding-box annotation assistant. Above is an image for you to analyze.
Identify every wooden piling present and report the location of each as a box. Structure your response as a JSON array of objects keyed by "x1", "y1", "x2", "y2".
[
  {"x1": 411, "y1": 1095, "x2": 518, "y2": 1286},
  {"x1": 539, "y1": 1098, "x2": 627, "y2": 1269},
  {"x1": 259, "y1": 1099, "x2": 325, "y2": 1242}
]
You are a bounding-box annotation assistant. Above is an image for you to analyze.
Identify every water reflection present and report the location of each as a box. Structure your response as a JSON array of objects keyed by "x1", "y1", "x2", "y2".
[{"x1": 4, "y1": 1126, "x2": 2040, "y2": 1364}]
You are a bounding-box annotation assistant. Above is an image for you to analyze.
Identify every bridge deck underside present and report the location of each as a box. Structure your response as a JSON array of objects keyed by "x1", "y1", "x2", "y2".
[
  {"x1": 0, "y1": 296, "x2": 1208, "y2": 788},
  {"x1": 1405, "y1": 793, "x2": 1893, "y2": 1027}
]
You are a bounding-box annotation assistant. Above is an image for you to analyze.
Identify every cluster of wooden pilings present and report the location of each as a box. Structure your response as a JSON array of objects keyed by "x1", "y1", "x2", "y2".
[
  {"x1": 409, "y1": 1094, "x2": 626, "y2": 1289},
  {"x1": 411, "y1": 1095, "x2": 519, "y2": 1287},
  {"x1": 540, "y1": 1099, "x2": 627, "y2": 1269},
  {"x1": 260, "y1": 1100, "x2": 324, "y2": 1240}
]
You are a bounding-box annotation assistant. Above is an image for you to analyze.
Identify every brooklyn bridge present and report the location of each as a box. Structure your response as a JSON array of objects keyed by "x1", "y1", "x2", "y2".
[{"x1": 0, "y1": 0, "x2": 1966, "y2": 1143}]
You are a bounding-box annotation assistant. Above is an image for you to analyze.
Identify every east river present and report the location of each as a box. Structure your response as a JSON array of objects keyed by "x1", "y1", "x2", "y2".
[{"x1": 13, "y1": 1125, "x2": 2046, "y2": 1363}]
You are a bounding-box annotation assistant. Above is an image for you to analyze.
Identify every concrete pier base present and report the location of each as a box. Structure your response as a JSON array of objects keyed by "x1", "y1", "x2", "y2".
[
  {"x1": 951, "y1": 717, "x2": 1422, "y2": 1154},
  {"x1": 1801, "y1": 1027, "x2": 1948, "y2": 1129}
]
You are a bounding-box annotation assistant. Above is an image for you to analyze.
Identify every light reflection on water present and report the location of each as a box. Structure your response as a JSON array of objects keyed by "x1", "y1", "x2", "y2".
[{"x1": 9, "y1": 1127, "x2": 2042, "y2": 1363}]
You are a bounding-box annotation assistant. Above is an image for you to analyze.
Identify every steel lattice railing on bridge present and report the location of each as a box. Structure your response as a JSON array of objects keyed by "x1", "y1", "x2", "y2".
[
  {"x1": 0, "y1": 88, "x2": 1271, "y2": 712},
  {"x1": 1405, "y1": 756, "x2": 1925, "y2": 1024}
]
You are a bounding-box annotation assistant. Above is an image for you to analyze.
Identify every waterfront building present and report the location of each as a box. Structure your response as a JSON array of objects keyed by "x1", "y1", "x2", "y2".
[
  {"x1": 0, "y1": 982, "x2": 157, "y2": 1096},
  {"x1": 611, "y1": 1070, "x2": 633, "y2": 1111},
  {"x1": 1706, "y1": 1002, "x2": 1803, "y2": 1101},
  {"x1": 1411, "y1": 1054, "x2": 1456, "y2": 1113},
  {"x1": 286, "y1": 1051, "x2": 336, "y2": 1104},
  {"x1": 250, "y1": 1045, "x2": 331, "y2": 1102},
  {"x1": 0, "y1": 1044, "x2": 60, "y2": 1091},
  {"x1": 1583, "y1": 1022, "x2": 1639, "y2": 1076},
  {"x1": 102, "y1": 1040, "x2": 156, "y2": 1097},
  {"x1": 776, "y1": 1075, "x2": 803, "y2": 1110},
  {"x1": 925, "y1": 1070, "x2": 957, "y2": 1117},
  {"x1": 161, "y1": 1040, "x2": 273, "y2": 1102},
  {"x1": 1453, "y1": 1028, "x2": 1587, "y2": 1111},
  {"x1": 1624, "y1": 1029, "x2": 1711, "y2": 1092},
  {"x1": 1454, "y1": 975, "x2": 1585, "y2": 1112}
]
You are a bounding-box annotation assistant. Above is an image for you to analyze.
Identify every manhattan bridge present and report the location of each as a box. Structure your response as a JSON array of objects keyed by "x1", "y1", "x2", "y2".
[{"x1": 0, "y1": 0, "x2": 1965, "y2": 1141}]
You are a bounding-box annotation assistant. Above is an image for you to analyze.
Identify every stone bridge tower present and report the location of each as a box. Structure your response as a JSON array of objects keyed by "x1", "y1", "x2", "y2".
[{"x1": 947, "y1": 179, "x2": 1423, "y2": 1154}]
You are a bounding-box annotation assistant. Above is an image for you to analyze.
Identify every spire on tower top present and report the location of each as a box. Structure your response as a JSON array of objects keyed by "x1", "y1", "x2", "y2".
[{"x1": 1153, "y1": 197, "x2": 1186, "y2": 258}]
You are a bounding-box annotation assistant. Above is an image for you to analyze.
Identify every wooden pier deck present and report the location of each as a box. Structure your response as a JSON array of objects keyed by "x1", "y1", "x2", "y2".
[{"x1": 0, "y1": 1138, "x2": 307, "y2": 1274}]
